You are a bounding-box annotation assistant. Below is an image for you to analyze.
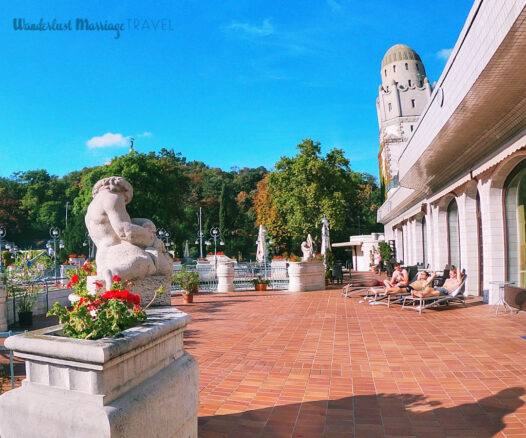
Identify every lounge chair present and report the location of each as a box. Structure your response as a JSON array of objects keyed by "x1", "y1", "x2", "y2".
[
  {"x1": 401, "y1": 274, "x2": 467, "y2": 314},
  {"x1": 367, "y1": 269, "x2": 420, "y2": 308}
]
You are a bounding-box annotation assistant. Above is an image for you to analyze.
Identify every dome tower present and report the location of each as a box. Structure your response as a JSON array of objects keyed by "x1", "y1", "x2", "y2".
[{"x1": 376, "y1": 44, "x2": 433, "y2": 195}]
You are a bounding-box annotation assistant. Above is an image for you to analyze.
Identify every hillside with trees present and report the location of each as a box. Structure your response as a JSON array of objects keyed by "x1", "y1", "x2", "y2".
[{"x1": 0, "y1": 140, "x2": 383, "y2": 263}]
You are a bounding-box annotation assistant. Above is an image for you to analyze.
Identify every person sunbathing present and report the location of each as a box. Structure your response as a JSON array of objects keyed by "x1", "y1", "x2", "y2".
[
  {"x1": 412, "y1": 268, "x2": 463, "y2": 298},
  {"x1": 385, "y1": 270, "x2": 435, "y2": 296},
  {"x1": 383, "y1": 263, "x2": 409, "y2": 289}
]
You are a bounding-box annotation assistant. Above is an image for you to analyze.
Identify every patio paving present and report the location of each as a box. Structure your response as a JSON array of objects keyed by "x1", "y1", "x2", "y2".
[
  {"x1": 180, "y1": 276, "x2": 526, "y2": 438},
  {"x1": 1, "y1": 273, "x2": 526, "y2": 437}
]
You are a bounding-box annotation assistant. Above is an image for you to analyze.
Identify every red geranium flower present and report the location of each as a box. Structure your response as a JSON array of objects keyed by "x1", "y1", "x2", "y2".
[
  {"x1": 71, "y1": 274, "x2": 80, "y2": 284},
  {"x1": 112, "y1": 275, "x2": 121, "y2": 282}
]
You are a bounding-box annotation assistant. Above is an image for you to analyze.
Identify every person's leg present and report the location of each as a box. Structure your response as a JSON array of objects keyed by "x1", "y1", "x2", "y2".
[{"x1": 383, "y1": 279, "x2": 394, "y2": 288}]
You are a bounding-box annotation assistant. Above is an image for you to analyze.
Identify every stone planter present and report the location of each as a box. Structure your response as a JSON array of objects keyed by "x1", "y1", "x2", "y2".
[
  {"x1": 288, "y1": 261, "x2": 325, "y2": 292},
  {"x1": 0, "y1": 307, "x2": 198, "y2": 438},
  {"x1": 216, "y1": 262, "x2": 234, "y2": 293}
]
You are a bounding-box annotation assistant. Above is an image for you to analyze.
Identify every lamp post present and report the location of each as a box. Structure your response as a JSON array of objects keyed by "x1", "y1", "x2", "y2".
[
  {"x1": 205, "y1": 227, "x2": 224, "y2": 269},
  {"x1": 65, "y1": 202, "x2": 70, "y2": 228},
  {"x1": 83, "y1": 232, "x2": 93, "y2": 259},
  {"x1": 195, "y1": 207, "x2": 204, "y2": 259},
  {"x1": 157, "y1": 228, "x2": 174, "y2": 255},
  {"x1": 0, "y1": 226, "x2": 6, "y2": 272},
  {"x1": 48, "y1": 227, "x2": 64, "y2": 279}
]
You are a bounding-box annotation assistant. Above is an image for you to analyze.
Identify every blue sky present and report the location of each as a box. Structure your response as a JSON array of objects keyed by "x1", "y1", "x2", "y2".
[{"x1": 0, "y1": 0, "x2": 473, "y2": 179}]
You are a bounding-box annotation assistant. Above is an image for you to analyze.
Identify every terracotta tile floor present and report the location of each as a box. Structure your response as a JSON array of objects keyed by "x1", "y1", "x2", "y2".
[
  {"x1": 177, "y1": 280, "x2": 526, "y2": 438},
  {"x1": 2, "y1": 275, "x2": 526, "y2": 437}
]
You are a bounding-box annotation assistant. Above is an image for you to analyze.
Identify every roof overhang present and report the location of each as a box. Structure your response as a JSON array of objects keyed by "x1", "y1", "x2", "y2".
[{"x1": 399, "y1": 3, "x2": 526, "y2": 192}]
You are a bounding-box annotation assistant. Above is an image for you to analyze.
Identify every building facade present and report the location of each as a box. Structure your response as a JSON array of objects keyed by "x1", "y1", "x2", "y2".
[{"x1": 377, "y1": 0, "x2": 526, "y2": 303}]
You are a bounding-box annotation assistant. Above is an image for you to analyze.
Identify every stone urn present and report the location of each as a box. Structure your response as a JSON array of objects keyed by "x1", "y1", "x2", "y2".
[{"x1": 287, "y1": 260, "x2": 325, "y2": 292}]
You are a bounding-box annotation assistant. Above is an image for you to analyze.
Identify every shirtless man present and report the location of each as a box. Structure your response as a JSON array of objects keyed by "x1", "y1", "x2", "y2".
[
  {"x1": 385, "y1": 270, "x2": 435, "y2": 296},
  {"x1": 412, "y1": 267, "x2": 463, "y2": 298},
  {"x1": 85, "y1": 176, "x2": 172, "y2": 288},
  {"x1": 383, "y1": 263, "x2": 409, "y2": 289}
]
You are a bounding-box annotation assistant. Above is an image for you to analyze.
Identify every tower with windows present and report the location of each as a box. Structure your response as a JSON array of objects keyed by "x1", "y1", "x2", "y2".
[{"x1": 377, "y1": 44, "x2": 433, "y2": 196}]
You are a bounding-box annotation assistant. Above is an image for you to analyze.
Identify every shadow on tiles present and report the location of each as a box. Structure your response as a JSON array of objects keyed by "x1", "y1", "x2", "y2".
[{"x1": 199, "y1": 387, "x2": 525, "y2": 437}]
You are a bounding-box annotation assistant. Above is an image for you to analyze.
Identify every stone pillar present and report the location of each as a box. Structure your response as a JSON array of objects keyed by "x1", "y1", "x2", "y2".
[
  {"x1": 0, "y1": 307, "x2": 198, "y2": 438},
  {"x1": 424, "y1": 205, "x2": 435, "y2": 268},
  {"x1": 413, "y1": 218, "x2": 424, "y2": 265},
  {"x1": 288, "y1": 261, "x2": 325, "y2": 292},
  {"x1": 478, "y1": 178, "x2": 506, "y2": 304},
  {"x1": 216, "y1": 262, "x2": 234, "y2": 293},
  {"x1": 0, "y1": 282, "x2": 7, "y2": 332},
  {"x1": 431, "y1": 203, "x2": 449, "y2": 270},
  {"x1": 456, "y1": 190, "x2": 480, "y2": 296}
]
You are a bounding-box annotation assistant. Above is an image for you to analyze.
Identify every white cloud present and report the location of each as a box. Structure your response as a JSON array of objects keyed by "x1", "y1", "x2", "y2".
[
  {"x1": 327, "y1": 0, "x2": 342, "y2": 12},
  {"x1": 437, "y1": 48, "x2": 453, "y2": 60},
  {"x1": 86, "y1": 132, "x2": 129, "y2": 149},
  {"x1": 137, "y1": 131, "x2": 152, "y2": 138},
  {"x1": 227, "y1": 19, "x2": 274, "y2": 37}
]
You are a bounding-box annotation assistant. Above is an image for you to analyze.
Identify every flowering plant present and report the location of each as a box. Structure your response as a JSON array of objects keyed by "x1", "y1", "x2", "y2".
[
  {"x1": 272, "y1": 255, "x2": 285, "y2": 260},
  {"x1": 287, "y1": 254, "x2": 301, "y2": 262},
  {"x1": 65, "y1": 260, "x2": 97, "y2": 296},
  {"x1": 48, "y1": 273, "x2": 163, "y2": 340},
  {"x1": 315, "y1": 253, "x2": 323, "y2": 261}
]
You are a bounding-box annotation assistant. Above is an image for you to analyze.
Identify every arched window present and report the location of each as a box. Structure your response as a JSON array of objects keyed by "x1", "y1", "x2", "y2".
[
  {"x1": 405, "y1": 63, "x2": 408, "y2": 70},
  {"x1": 447, "y1": 199, "x2": 460, "y2": 268},
  {"x1": 408, "y1": 79, "x2": 412, "y2": 87},
  {"x1": 422, "y1": 216, "x2": 427, "y2": 267},
  {"x1": 505, "y1": 161, "x2": 526, "y2": 287},
  {"x1": 393, "y1": 65, "x2": 397, "y2": 73},
  {"x1": 384, "y1": 69, "x2": 387, "y2": 77}
]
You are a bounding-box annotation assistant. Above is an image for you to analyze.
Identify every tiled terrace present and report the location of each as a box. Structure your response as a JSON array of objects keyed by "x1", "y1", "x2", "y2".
[{"x1": 2, "y1": 274, "x2": 526, "y2": 437}]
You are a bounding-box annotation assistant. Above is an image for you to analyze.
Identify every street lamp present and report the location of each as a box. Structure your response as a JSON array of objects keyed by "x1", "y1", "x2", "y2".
[
  {"x1": 195, "y1": 207, "x2": 204, "y2": 259},
  {"x1": 48, "y1": 227, "x2": 63, "y2": 279},
  {"x1": 83, "y1": 232, "x2": 93, "y2": 259},
  {"x1": 157, "y1": 228, "x2": 174, "y2": 254},
  {"x1": 0, "y1": 226, "x2": 6, "y2": 272},
  {"x1": 208, "y1": 227, "x2": 224, "y2": 257}
]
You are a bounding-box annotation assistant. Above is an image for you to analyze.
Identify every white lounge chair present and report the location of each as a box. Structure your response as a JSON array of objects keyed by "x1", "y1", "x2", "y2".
[{"x1": 401, "y1": 275, "x2": 467, "y2": 314}]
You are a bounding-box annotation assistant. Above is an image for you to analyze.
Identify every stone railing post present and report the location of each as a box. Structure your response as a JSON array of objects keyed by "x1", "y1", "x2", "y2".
[{"x1": 216, "y1": 262, "x2": 234, "y2": 293}]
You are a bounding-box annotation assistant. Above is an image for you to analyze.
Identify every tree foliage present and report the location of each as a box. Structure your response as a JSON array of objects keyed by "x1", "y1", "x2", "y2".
[{"x1": 0, "y1": 140, "x2": 382, "y2": 262}]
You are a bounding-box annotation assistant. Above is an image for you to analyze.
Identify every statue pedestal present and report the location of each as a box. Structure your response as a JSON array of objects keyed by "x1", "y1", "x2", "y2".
[
  {"x1": 0, "y1": 307, "x2": 198, "y2": 438},
  {"x1": 288, "y1": 261, "x2": 325, "y2": 292},
  {"x1": 216, "y1": 262, "x2": 234, "y2": 293},
  {"x1": 0, "y1": 284, "x2": 7, "y2": 332}
]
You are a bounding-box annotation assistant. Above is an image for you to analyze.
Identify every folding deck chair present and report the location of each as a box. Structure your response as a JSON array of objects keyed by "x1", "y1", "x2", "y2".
[
  {"x1": 367, "y1": 266, "x2": 419, "y2": 308},
  {"x1": 401, "y1": 274, "x2": 467, "y2": 314}
]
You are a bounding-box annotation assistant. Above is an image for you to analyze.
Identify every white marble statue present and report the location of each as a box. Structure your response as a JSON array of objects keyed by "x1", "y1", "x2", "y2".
[
  {"x1": 85, "y1": 176, "x2": 172, "y2": 288},
  {"x1": 256, "y1": 225, "x2": 267, "y2": 263},
  {"x1": 301, "y1": 234, "x2": 315, "y2": 262},
  {"x1": 321, "y1": 215, "x2": 330, "y2": 257}
]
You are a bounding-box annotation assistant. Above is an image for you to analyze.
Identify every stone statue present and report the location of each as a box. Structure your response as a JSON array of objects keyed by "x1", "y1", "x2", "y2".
[
  {"x1": 301, "y1": 234, "x2": 315, "y2": 262},
  {"x1": 256, "y1": 225, "x2": 267, "y2": 263},
  {"x1": 85, "y1": 176, "x2": 172, "y2": 291},
  {"x1": 321, "y1": 215, "x2": 330, "y2": 257}
]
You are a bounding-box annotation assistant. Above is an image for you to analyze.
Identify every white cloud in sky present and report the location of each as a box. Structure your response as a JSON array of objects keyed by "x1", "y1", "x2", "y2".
[
  {"x1": 437, "y1": 48, "x2": 453, "y2": 60},
  {"x1": 227, "y1": 19, "x2": 274, "y2": 37},
  {"x1": 327, "y1": 0, "x2": 342, "y2": 12},
  {"x1": 137, "y1": 131, "x2": 152, "y2": 138},
  {"x1": 86, "y1": 132, "x2": 129, "y2": 149}
]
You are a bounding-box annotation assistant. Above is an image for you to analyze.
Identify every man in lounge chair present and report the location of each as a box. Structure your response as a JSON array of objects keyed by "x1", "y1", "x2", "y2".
[
  {"x1": 412, "y1": 267, "x2": 463, "y2": 298},
  {"x1": 385, "y1": 270, "x2": 436, "y2": 296},
  {"x1": 383, "y1": 263, "x2": 409, "y2": 289}
]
